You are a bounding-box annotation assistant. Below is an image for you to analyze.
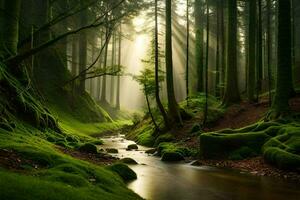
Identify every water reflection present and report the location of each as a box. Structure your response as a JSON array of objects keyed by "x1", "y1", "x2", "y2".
[{"x1": 101, "y1": 135, "x2": 300, "y2": 200}]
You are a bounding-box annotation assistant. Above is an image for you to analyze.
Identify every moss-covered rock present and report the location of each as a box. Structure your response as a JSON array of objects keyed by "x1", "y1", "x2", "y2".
[
  {"x1": 154, "y1": 133, "x2": 175, "y2": 146},
  {"x1": 106, "y1": 148, "x2": 118, "y2": 153},
  {"x1": 161, "y1": 152, "x2": 184, "y2": 162},
  {"x1": 127, "y1": 144, "x2": 138, "y2": 150},
  {"x1": 108, "y1": 163, "x2": 137, "y2": 182},
  {"x1": 145, "y1": 148, "x2": 156, "y2": 154},
  {"x1": 78, "y1": 143, "x2": 98, "y2": 154},
  {"x1": 119, "y1": 158, "x2": 138, "y2": 165},
  {"x1": 229, "y1": 146, "x2": 257, "y2": 160}
]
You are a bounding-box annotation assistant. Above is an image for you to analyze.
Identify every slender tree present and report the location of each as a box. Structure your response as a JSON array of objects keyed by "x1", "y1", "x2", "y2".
[
  {"x1": 215, "y1": 0, "x2": 220, "y2": 98},
  {"x1": 247, "y1": 0, "x2": 257, "y2": 102},
  {"x1": 186, "y1": 0, "x2": 190, "y2": 105},
  {"x1": 195, "y1": 0, "x2": 204, "y2": 92},
  {"x1": 223, "y1": 0, "x2": 240, "y2": 105},
  {"x1": 116, "y1": 24, "x2": 122, "y2": 110},
  {"x1": 203, "y1": 0, "x2": 209, "y2": 126},
  {"x1": 256, "y1": 0, "x2": 263, "y2": 100}
]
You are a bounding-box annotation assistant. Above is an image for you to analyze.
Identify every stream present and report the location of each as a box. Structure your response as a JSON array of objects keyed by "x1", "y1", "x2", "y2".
[{"x1": 100, "y1": 134, "x2": 300, "y2": 200}]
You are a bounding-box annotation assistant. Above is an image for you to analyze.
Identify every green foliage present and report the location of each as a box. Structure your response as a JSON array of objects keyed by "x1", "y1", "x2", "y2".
[{"x1": 108, "y1": 164, "x2": 137, "y2": 182}]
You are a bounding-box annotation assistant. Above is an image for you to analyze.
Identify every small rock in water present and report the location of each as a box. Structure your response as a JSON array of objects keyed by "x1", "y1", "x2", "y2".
[
  {"x1": 106, "y1": 148, "x2": 118, "y2": 153},
  {"x1": 145, "y1": 148, "x2": 156, "y2": 154},
  {"x1": 127, "y1": 144, "x2": 138, "y2": 151},
  {"x1": 119, "y1": 157, "x2": 138, "y2": 165}
]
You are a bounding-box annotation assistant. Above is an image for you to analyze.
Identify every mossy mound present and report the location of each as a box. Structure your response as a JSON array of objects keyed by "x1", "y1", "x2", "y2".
[
  {"x1": 127, "y1": 144, "x2": 138, "y2": 150},
  {"x1": 200, "y1": 121, "x2": 300, "y2": 170},
  {"x1": 161, "y1": 152, "x2": 184, "y2": 162},
  {"x1": 78, "y1": 143, "x2": 98, "y2": 154},
  {"x1": 119, "y1": 158, "x2": 138, "y2": 165},
  {"x1": 108, "y1": 163, "x2": 137, "y2": 182},
  {"x1": 106, "y1": 148, "x2": 118, "y2": 154},
  {"x1": 154, "y1": 133, "x2": 175, "y2": 146},
  {"x1": 157, "y1": 142, "x2": 193, "y2": 159}
]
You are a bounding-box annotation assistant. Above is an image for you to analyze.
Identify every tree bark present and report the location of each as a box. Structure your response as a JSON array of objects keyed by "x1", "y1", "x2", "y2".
[
  {"x1": 195, "y1": 0, "x2": 204, "y2": 92},
  {"x1": 223, "y1": 0, "x2": 240, "y2": 105},
  {"x1": 165, "y1": 0, "x2": 181, "y2": 123}
]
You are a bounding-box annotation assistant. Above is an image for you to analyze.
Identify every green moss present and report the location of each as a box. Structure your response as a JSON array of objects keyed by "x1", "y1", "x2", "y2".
[
  {"x1": 108, "y1": 164, "x2": 137, "y2": 182},
  {"x1": 154, "y1": 133, "x2": 175, "y2": 146},
  {"x1": 161, "y1": 151, "x2": 184, "y2": 161},
  {"x1": 229, "y1": 147, "x2": 257, "y2": 160},
  {"x1": 106, "y1": 148, "x2": 118, "y2": 154},
  {"x1": 119, "y1": 158, "x2": 138, "y2": 165},
  {"x1": 78, "y1": 143, "x2": 98, "y2": 154},
  {"x1": 157, "y1": 142, "x2": 192, "y2": 157}
]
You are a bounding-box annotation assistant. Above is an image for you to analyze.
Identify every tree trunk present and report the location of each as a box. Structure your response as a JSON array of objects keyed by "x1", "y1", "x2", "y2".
[
  {"x1": 256, "y1": 0, "x2": 263, "y2": 101},
  {"x1": 195, "y1": 0, "x2": 204, "y2": 92},
  {"x1": 110, "y1": 32, "x2": 116, "y2": 105},
  {"x1": 145, "y1": 92, "x2": 159, "y2": 131},
  {"x1": 247, "y1": 0, "x2": 257, "y2": 102},
  {"x1": 116, "y1": 24, "x2": 122, "y2": 110},
  {"x1": 215, "y1": 0, "x2": 220, "y2": 98},
  {"x1": 155, "y1": 0, "x2": 169, "y2": 128},
  {"x1": 271, "y1": 0, "x2": 293, "y2": 115},
  {"x1": 165, "y1": 0, "x2": 181, "y2": 123},
  {"x1": 0, "y1": 0, "x2": 21, "y2": 57},
  {"x1": 100, "y1": 26, "x2": 111, "y2": 104},
  {"x1": 223, "y1": 0, "x2": 240, "y2": 105},
  {"x1": 78, "y1": 9, "x2": 88, "y2": 94},
  {"x1": 203, "y1": 0, "x2": 209, "y2": 126},
  {"x1": 266, "y1": 0, "x2": 272, "y2": 106},
  {"x1": 186, "y1": 0, "x2": 190, "y2": 105}
]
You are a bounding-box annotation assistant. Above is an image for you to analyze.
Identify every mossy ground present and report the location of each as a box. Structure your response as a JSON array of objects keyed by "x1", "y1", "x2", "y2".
[
  {"x1": 0, "y1": 117, "x2": 141, "y2": 200},
  {"x1": 200, "y1": 119, "x2": 300, "y2": 170}
]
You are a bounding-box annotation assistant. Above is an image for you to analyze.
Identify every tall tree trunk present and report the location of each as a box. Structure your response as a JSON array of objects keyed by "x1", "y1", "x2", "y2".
[
  {"x1": 256, "y1": 0, "x2": 263, "y2": 101},
  {"x1": 223, "y1": 0, "x2": 240, "y2": 105},
  {"x1": 247, "y1": 0, "x2": 257, "y2": 102},
  {"x1": 186, "y1": 0, "x2": 190, "y2": 105},
  {"x1": 203, "y1": 0, "x2": 209, "y2": 126},
  {"x1": 195, "y1": 0, "x2": 204, "y2": 92},
  {"x1": 145, "y1": 92, "x2": 159, "y2": 131},
  {"x1": 271, "y1": 0, "x2": 293, "y2": 116},
  {"x1": 100, "y1": 26, "x2": 111, "y2": 103},
  {"x1": 0, "y1": 0, "x2": 21, "y2": 57},
  {"x1": 155, "y1": 0, "x2": 169, "y2": 128},
  {"x1": 266, "y1": 0, "x2": 272, "y2": 106},
  {"x1": 165, "y1": 0, "x2": 181, "y2": 123},
  {"x1": 116, "y1": 24, "x2": 122, "y2": 110},
  {"x1": 110, "y1": 32, "x2": 116, "y2": 105},
  {"x1": 220, "y1": 0, "x2": 225, "y2": 97},
  {"x1": 78, "y1": 9, "x2": 87, "y2": 94},
  {"x1": 215, "y1": 0, "x2": 220, "y2": 98},
  {"x1": 71, "y1": 35, "x2": 78, "y2": 76}
]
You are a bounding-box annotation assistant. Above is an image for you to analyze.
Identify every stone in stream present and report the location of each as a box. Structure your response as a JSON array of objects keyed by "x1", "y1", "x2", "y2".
[
  {"x1": 106, "y1": 148, "x2": 118, "y2": 153},
  {"x1": 161, "y1": 152, "x2": 184, "y2": 162},
  {"x1": 127, "y1": 144, "x2": 138, "y2": 151},
  {"x1": 119, "y1": 157, "x2": 138, "y2": 165},
  {"x1": 145, "y1": 148, "x2": 156, "y2": 154}
]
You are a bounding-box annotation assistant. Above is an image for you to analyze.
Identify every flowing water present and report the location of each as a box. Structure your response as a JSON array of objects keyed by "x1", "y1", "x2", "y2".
[{"x1": 100, "y1": 134, "x2": 300, "y2": 200}]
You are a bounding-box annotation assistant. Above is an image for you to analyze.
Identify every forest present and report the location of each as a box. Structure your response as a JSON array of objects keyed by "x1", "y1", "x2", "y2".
[{"x1": 0, "y1": 0, "x2": 300, "y2": 199}]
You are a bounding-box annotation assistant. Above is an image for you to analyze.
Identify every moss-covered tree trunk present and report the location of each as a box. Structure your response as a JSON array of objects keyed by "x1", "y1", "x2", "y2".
[
  {"x1": 247, "y1": 0, "x2": 257, "y2": 102},
  {"x1": 165, "y1": 0, "x2": 181, "y2": 123},
  {"x1": 0, "y1": 0, "x2": 21, "y2": 57},
  {"x1": 271, "y1": 0, "x2": 293, "y2": 115},
  {"x1": 195, "y1": 0, "x2": 204, "y2": 92},
  {"x1": 223, "y1": 0, "x2": 240, "y2": 105}
]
